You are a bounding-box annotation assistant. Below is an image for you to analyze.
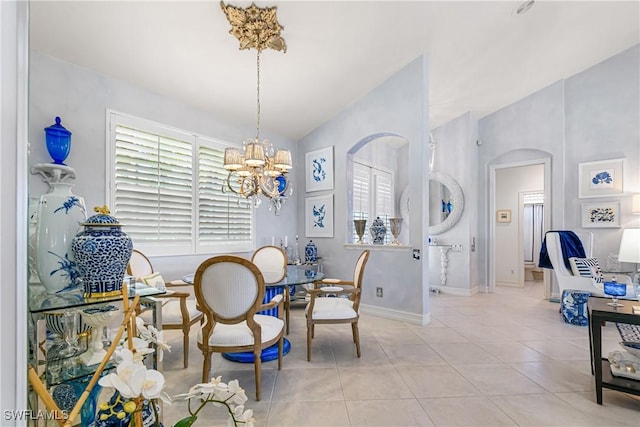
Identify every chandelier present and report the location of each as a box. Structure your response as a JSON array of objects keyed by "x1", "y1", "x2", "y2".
[{"x1": 221, "y1": 2, "x2": 292, "y2": 212}]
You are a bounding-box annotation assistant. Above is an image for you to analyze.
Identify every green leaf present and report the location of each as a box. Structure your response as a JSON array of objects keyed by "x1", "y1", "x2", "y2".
[{"x1": 173, "y1": 416, "x2": 197, "y2": 427}]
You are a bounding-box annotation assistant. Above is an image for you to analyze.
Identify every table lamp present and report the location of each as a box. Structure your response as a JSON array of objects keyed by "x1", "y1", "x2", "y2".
[{"x1": 618, "y1": 228, "x2": 640, "y2": 289}]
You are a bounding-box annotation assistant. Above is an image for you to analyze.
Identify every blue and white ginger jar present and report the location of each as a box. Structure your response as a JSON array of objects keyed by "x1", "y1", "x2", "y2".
[
  {"x1": 72, "y1": 206, "x2": 133, "y2": 297},
  {"x1": 305, "y1": 240, "x2": 318, "y2": 263},
  {"x1": 370, "y1": 216, "x2": 387, "y2": 244}
]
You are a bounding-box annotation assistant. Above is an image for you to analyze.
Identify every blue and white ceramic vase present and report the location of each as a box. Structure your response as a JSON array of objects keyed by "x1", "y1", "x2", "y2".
[
  {"x1": 45, "y1": 116, "x2": 72, "y2": 165},
  {"x1": 369, "y1": 216, "x2": 387, "y2": 245},
  {"x1": 72, "y1": 206, "x2": 133, "y2": 298},
  {"x1": 32, "y1": 164, "x2": 86, "y2": 294},
  {"x1": 305, "y1": 240, "x2": 318, "y2": 263}
]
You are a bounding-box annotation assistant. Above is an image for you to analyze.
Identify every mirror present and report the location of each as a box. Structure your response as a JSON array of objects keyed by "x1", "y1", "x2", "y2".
[{"x1": 428, "y1": 172, "x2": 464, "y2": 235}]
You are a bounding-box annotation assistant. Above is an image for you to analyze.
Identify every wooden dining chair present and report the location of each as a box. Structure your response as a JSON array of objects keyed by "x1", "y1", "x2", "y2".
[
  {"x1": 306, "y1": 250, "x2": 370, "y2": 361},
  {"x1": 127, "y1": 249, "x2": 203, "y2": 368},
  {"x1": 251, "y1": 245, "x2": 290, "y2": 333},
  {"x1": 193, "y1": 255, "x2": 285, "y2": 401}
]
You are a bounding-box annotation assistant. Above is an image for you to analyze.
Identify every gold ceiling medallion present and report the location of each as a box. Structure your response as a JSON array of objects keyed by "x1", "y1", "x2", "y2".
[{"x1": 220, "y1": 1, "x2": 286, "y2": 53}]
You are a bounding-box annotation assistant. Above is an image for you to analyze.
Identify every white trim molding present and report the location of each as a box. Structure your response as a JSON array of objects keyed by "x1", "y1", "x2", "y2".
[{"x1": 360, "y1": 304, "x2": 430, "y2": 325}]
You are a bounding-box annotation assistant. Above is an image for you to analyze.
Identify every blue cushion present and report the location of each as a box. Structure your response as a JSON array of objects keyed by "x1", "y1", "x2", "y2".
[{"x1": 561, "y1": 289, "x2": 591, "y2": 326}]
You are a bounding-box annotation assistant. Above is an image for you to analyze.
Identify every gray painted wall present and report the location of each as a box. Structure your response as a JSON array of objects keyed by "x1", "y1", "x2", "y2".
[
  {"x1": 28, "y1": 51, "x2": 299, "y2": 280},
  {"x1": 478, "y1": 45, "x2": 640, "y2": 295},
  {"x1": 296, "y1": 55, "x2": 431, "y2": 323}
]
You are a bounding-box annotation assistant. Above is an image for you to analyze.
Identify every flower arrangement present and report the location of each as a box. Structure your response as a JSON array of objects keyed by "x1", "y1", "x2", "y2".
[
  {"x1": 95, "y1": 319, "x2": 254, "y2": 427},
  {"x1": 173, "y1": 376, "x2": 255, "y2": 427}
]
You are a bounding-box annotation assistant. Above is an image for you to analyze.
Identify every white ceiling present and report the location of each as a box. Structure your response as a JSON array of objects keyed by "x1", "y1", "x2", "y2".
[{"x1": 29, "y1": 1, "x2": 640, "y2": 141}]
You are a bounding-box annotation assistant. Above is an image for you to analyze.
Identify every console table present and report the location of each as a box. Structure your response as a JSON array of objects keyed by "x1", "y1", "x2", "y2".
[{"x1": 587, "y1": 296, "x2": 640, "y2": 404}]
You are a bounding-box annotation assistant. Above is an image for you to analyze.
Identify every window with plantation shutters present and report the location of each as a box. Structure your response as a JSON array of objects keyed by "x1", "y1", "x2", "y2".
[
  {"x1": 108, "y1": 111, "x2": 253, "y2": 256},
  {"x1": 197, "y1": 142, "x2": 252, "y2": 250},
  {"x1": 351, "y1": 161, "x2": 394, "y2": 244}
]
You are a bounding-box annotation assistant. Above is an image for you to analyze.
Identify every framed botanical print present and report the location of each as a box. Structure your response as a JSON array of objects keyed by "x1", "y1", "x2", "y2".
[
  {"x1": 578, "y1": 158, "x2": 624, "y2": 198},
  {"x1": 305, "y1": 194, "x2": 334, "y2": 238},
  {"x1": 305, "y1": 146, "x2": 334, "y2": 192},
  {"x1": 581, "y1": 201, "x2": 621, "y2": 228}
]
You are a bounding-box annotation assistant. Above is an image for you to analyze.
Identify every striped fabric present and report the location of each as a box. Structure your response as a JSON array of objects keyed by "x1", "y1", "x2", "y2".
[{"x1": 569, "y1": 257, "x2": 604, "y2": 283}]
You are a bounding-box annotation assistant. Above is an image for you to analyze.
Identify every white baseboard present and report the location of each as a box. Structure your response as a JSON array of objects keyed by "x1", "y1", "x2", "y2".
[
  {"x1": 496, "y1": 281, "x2": 523, "y2": 288},
  {"x1": 428, "y1": 285, "x2": 479, "y2": 296},
  {"x1": 360, "y1": 304, "x2": 430, "y2": 325}
]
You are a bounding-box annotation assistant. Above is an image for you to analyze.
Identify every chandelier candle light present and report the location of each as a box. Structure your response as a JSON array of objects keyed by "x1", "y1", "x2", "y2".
[{"x1": 221, "y1": 2, "x2": 292, "y2": 212}]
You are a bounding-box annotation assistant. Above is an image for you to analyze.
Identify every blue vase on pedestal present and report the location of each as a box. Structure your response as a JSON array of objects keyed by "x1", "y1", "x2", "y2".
[{"x1": 45, "y1": 116, "x2": 72, "y2": 165}]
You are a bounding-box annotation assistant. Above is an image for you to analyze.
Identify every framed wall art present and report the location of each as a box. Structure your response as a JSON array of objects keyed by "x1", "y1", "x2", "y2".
[
  {"x1": 578, "y1": 158, "x2": 624, "y2": 198},
  {"x1": 496, "y1": 209, "x2": 511, "y2": 223},
  {"x1": 305, "y1": 146, "x2": 334, "y2": 192},
  {"x1": 581, "y1": 201, "x2": 621, "y2": 228},
  {"x1": 305, "y1": 194, "x2": 334, "y2": 238}
]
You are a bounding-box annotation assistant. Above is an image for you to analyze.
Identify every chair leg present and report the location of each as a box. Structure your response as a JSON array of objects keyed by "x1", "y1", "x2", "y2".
[
  {"x1": 278, "y1": 336, "x2": 283, "y2": 370},
  {"x1": 202, "y1": 351, "x2": 212, "y2": 383},
  {"x1": 285, "y1": 287, "x2": 291, "y2": 335},
  {"x1": 254, "y1": 348, "x2": 262, "y2": 401},
  {"x1": 352, "y1": 322, "x2": 361, "y2": 358},
  {"x1": 306, "y1": 321, "x2": 313, "y2": 362},
  {"x1": 182, "y1": 328, "x2": 189, "y2": 369}
]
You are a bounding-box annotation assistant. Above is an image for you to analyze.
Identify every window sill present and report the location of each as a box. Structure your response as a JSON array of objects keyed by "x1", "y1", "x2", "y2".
[{"x1": 344, "y1": 243, "x2": 412, "y2": 251}]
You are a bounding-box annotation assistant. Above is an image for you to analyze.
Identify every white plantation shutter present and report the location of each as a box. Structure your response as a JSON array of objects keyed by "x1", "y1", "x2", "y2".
[
  {"x1": 109, "y1": 112, "x2": 253, "y2": 255},
  {"x1": 374, "y1": 170, "x2": 393, "y2": 244},
  {"x1": 351, "y1": 161, "x2": 394, "y2": 244},
  {"x1": 197, "y1": 142, "x2": 252, "y2": 248},
  {"x1": 352, "y1": 162, "x2": 370, "y2": 221}
]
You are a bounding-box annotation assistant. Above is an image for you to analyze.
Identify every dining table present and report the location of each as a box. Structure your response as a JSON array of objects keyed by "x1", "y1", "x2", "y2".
[{"x1": 182, "y1": 265, "x2": 324, "y2": 362}]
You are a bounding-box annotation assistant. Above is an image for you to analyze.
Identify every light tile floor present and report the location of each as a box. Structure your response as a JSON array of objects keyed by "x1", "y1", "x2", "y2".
[{"x1": 161, "y1": 283, "x2": 640, "y2": 426}]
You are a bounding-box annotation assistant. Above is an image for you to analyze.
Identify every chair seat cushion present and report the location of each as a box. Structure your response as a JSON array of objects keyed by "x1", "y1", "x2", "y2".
[
  {"x1": 197, "y1": 314, "x2": 284, "y2": 347},
  {"x1": 306, "y1": 297, "x2": 357, "y2": 320}
]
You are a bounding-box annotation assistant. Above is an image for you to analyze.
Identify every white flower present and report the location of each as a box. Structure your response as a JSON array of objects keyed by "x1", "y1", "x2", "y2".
[
  {"x1": 135, "y1": 317, "x2": 171, "y2": 360},
  {"x1": 229, "y1": 406, "x2": 255, "y2": 427},
  {"x1": 173, "y1": 377, "x2": 254, "y2": 426},
  {"x1": 227, "y1": 380, "x2": 248, "y2": 405},
  {"x1": 99, "y1": 349, "x2": 171, "y2": 404}
]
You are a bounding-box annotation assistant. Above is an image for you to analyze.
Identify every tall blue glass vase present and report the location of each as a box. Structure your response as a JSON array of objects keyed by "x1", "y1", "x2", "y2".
[{"x1": 45, "y1": 116, "x2": 72, "y2": 165}]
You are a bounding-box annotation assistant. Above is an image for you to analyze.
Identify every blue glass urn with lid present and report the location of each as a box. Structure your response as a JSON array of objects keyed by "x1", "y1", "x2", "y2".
[
  {"x1": 44, "y1": 116, "x2": 72, "y2": 165},
  {"x1": 71, "y1": 206, "x2": 133, "y2": 298}
]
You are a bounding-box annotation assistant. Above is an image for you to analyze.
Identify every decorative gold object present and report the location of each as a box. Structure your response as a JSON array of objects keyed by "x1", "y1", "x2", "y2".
[
  {"x1": 220, "y1": 2, "x2": 292, "y2": 212},
  {"x1": 220, "y1": 1, "x2": 286, "y2": 52}
]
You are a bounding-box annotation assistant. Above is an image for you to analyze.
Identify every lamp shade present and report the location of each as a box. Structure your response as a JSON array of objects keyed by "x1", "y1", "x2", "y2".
[
  {"x1": 618, "y1": 228, "x2": 640, "y2": 264},
  {"x1": 223, "y1": 148, "x2": 242, "y2": 171},
  {"x1": 244, "y1": 142, "x2": 266, "y2": 166},
  {"x1": 274, "y1": 149, "x2": 292, "y2": 170}
]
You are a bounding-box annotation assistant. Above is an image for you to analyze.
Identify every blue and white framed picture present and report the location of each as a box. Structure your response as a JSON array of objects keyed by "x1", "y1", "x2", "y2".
[
  {"x1": 305, "y1": 146, "x2": 334, "y2": 192},
  {"x1": 578, "y1": 158, "x2": 624, "y2": 198},
  {"x1": 581, "y1": 201, "x2": 621, "y2": 228},
  {"x1": 305, "y1": 194, "x2": 334, "y2": 238}
]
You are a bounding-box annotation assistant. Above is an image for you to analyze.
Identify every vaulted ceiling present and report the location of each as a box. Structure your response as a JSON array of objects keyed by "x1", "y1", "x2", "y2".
[{"x1": 29, "y1": 1, "x2": 640, "y2": 140}]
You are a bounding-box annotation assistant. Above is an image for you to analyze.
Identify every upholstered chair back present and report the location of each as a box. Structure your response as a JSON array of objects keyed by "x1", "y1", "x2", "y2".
[
  {"x1": 252, "y1": 246, "x2": 287, "y2": 284},
  {"x1": 127, "y1": 249, "x2": 154, "y2": 278},
  {"x1": 194, "y1": 255, "x2": 264, "y2": 321}
]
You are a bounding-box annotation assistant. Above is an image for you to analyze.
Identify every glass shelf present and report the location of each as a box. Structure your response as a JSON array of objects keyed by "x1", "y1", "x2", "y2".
[{"x1": 29, "y1": 283, "x2": 165, "y2": 313}]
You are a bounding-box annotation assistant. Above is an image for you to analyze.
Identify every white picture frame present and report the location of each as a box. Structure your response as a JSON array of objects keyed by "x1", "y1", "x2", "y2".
[
  {"x1": 578, "y1": 158, "x2": 624, "y2": 198},
  {"x1": 581, "y1": 201, "x2": 621, "y2": 228},
  {"x1": 305, "y1": 194, "x2": 334, "y2": 238},
  {"x1": 305, "y1": 146, "x2": 334, "y2": 192}
]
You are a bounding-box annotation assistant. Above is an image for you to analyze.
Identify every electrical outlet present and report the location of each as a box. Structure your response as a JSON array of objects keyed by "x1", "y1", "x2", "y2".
[{"x1": 376, "y1": 287, "x2": 383, "y2": 297}]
